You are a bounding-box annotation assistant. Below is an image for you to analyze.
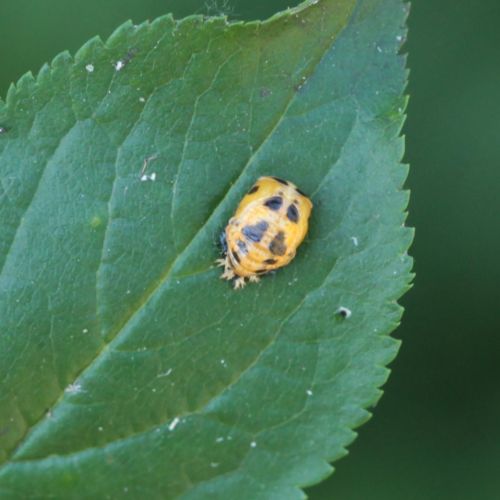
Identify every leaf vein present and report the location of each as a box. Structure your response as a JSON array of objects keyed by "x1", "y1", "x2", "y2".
[
  {"x1": 170, "y1": 45, "x2": 243, "y2": 251},
  {"x1": 0, "y1": 115, "x2": 78, "y2": 277}
]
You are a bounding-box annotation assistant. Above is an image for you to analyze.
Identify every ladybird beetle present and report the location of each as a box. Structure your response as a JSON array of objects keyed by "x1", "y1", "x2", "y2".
[{"x1": 217, "y1": 176, "x2": 313, "y2": 289}]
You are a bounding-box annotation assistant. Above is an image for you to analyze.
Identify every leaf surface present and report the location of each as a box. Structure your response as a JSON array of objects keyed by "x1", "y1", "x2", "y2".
[{"x1": 0, "y1": 0, "x2": 411, "y2": 497}]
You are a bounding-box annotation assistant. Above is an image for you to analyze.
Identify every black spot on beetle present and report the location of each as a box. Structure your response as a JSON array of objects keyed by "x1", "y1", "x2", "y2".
[
  {"x1": 231, "y1": 249, "x2": 241, "y2": 264},
  {"x1": 286, "y1": 204, "x2": 299, "y2": 223},
  {"x1": 256, "y1": 269, "x2": 268, "y2": 274},
  {"x1": 248, "y1": 184, "x2": 259, "y2": 194},
  {"x1": 269, "y1": 231, "x2": 287, "y2": 256},
  {"x1": 295, "y1": 187, "x2": 307, "y2": 197},
  {"x1": 242, "y1": 220, "x2": 269, "y2": 243},
  {"x1": 264, "y1": 196, "x2": 283, "y2": 211},
  {"x1": 219, "y1": 231, "x2": 227, "y2": 254},
  {"x1": 237, "y1": 239, "x2": 248, "y2": 255},
  {"x1": 271, "y1": 177, "x2": 288, "y2": 186},
  {"x1": 264, "y1": 258, "x2": 277, "y2": 265}
]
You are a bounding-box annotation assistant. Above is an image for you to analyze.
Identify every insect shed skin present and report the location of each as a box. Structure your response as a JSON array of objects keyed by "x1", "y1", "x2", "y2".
[{"x1": 217, "y1": 176, "x2": 313, "y2": 289}]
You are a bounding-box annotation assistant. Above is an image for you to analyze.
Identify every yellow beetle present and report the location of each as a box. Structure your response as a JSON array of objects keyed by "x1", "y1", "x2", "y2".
[{"x1": 217, "y1": 176, "x2": 313, "y2": 289}]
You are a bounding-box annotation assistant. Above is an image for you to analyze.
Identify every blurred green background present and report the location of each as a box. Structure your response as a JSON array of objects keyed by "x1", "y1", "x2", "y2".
[{"x1": 1, "y1": 1, "x2": 498, "y2": 498}]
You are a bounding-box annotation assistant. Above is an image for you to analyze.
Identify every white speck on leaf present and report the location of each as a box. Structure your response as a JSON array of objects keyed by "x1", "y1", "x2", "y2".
[
  {"x1": 210, "y1": 462, "x2": 219, "y2": 468},
  {"x1": 85, "y1": 64, "x2": 94, "y2": 73},
  {"x1": 65, "y1": 383, "x2": 83, "y2": 394},
  {"x1": 376, "y1": 45, "x2": 383, "y2": 53},
  {"x1": 82, "y1": 328, "x2": 88, "y2": 333},
  {"x1": 139, "y1": 97, "x2": 146, "y2": 102},
  {"x1": 169, "y1": 417, "x2": 180, "y2": 431},
  {"x1": 250, "y1": 441, "x2": 257, "y2": 448},
  {"x1": 158, "y1": 368, "x2": 173, "y2": 378},
  {"x1": 115, "y1": 60, "x2": 125, "y2": 71},
  {"x1": 140, "y1": 154, "x2": 158, "y2": 179},
  {"x1": 98, "y1": 426, "x2": 104, "y2": 432},
  {"x1": 351, "y1": 236, "x2": 359, "y2": 246},
  {"x1": 216, "y1": 436, "x2": 224, "y2": 443},
  {"x1": 337, "y1": 306, "x2": 352, "y2": 319},
  {"x1": 140, "y1": 173, "x2": 156, "y2": 182},
  {"x1": 306, "y1": 389, "x2": 313, "y2": 396}
]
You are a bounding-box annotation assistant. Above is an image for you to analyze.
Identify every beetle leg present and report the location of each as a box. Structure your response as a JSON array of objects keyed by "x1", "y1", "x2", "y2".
[
  {"x1": 233, "y1": 277, "x2": 246, "y2": 289},
  {"x1": 220, "y1": 266, "x2": 235, "y2": 280}
]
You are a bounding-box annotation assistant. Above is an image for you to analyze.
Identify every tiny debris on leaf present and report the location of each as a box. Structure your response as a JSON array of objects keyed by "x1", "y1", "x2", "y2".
[
  {"x1": 168, "y1": 417, "x2": 180, "y2": 431},
  {"x1": 336, "y1": 306, "x2": 352, "y2": 319},
  {"x1": 65, "y1": 383, "x2": 83, "y2": 394},
  {"x1": 157, "y1": 368, "x2": 173, "y2": 378}
]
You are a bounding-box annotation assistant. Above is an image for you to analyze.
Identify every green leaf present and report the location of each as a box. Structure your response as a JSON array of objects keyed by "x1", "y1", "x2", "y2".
[{"x1": 0, "y1": 0, "x2": 412, "y2": 497}]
